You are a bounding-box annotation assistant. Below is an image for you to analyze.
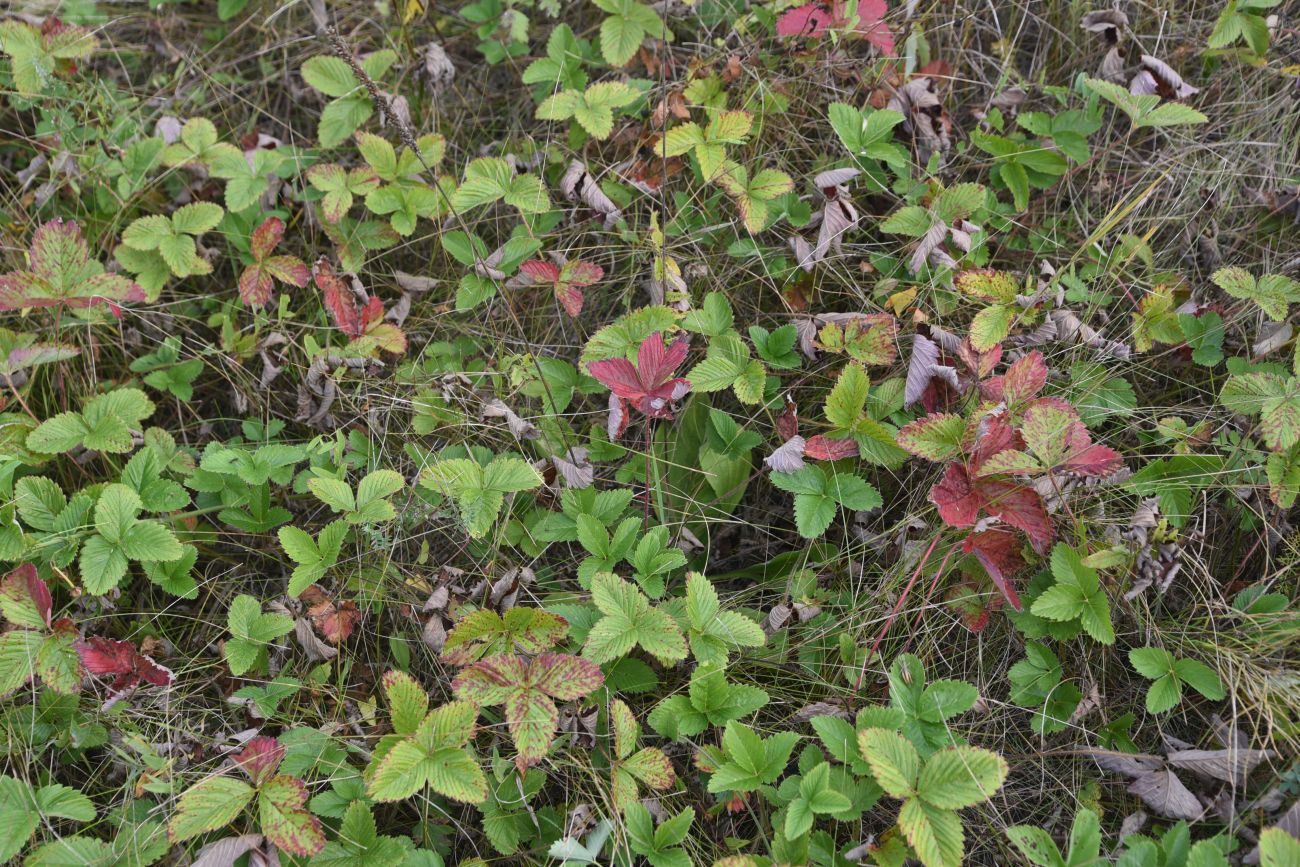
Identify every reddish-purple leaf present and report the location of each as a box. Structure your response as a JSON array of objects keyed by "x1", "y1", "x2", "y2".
[
  {"x1": 776, "y1": 395, "x2": 799, "y2": 441},
  {"x1": 977, "y1": 477, "x2": 1054, "y2": 552},
  {"x1": 962, "y1": 530, "x2": 1025, "y2": 611},
  {"x1": 235, "y1": 735, "x2": 286, "y2": 784},
  {"x1": 314, "y1": 257, "x2": 363, "y2": 337},
  {"x1": 75, "y1": 636, "x2": 173, "y2": 692},
  {"x1": 930, "y1": 462, "x2": 981, "y2": 528},
  {"x1": 587, "y1": 332, "x2": 692, "y2": 420}
]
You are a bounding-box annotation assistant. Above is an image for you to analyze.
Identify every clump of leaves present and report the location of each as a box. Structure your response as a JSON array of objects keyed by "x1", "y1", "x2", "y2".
[
  {"x1": 367, "y1": 672, "x2": 488, "y2": 803},
  {"x1": 223, "y1": 594, "x2": 295, "y2": 676},
  {"x1": 858, "y1": 727, "x2": 1008, "y2": 867},
  {"x1": 118, "y1": 203, "x2": 225, "y2": 293},
  {"x1": 583, "y1": 572, "x2": 688, "y2": 665},
  {"x1": 1129, "y1": 646, "x2": 1226, "y2": 713},
  {"x1": 0, "y1": 564, "x2": 82, "y2": 698},
  {"x1": 168, "y1": 735, "x2": 325, "y2": 856},
  {"x1": 537, "y1": 80, "x2": 639, "y2": 139},
  {"x1": 419, "y1": 450, "x2": 543, "y2": 538},
  {"x1": 452, "y1": 652, "x2": 604, "y2": 768}
]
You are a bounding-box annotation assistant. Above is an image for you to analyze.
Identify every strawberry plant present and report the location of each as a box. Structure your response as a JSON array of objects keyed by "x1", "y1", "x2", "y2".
[
  {"x1": 1, "y1": 3, "x2": 1292, "y2": 864},
  {"x1": 452, "y1": 652, "x2": 603, "y2": 768}
]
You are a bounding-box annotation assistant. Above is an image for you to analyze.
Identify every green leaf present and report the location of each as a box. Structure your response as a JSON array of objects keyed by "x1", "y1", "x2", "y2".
[
  {"x1": 167, "y1": 775, "x2": 255, "y2": 843},
  {"x1": 1006, "y1": 826, "x2": 1065, "y2": 867},
  {"x1": 584, "y1": 572, "x2": 687, "y2": 665},
  {"x1": 898, "y1": 797, "x2": 965, "y2": 867},
  {"x1": 301, "y1": 55, "x2": 359, "y2": 97},
  {"x1": 1173, "y1": 658, "x2": 1225, "y2": 701},
  {"x1": 916, "y1": 747, "x2": 1007, "y2": 809},
  {"x1": 858, "y1": 728, "x2": 920, "y2": 799}
]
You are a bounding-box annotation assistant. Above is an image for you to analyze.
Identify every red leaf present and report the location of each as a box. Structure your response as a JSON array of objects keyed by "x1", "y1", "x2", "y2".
[
  {"x1": 851, "y1": 0, "x2": 895, "y2": 55},
  {"x1": 962, "y1": 530, "x2": 1025, "y2": 611},
  {"x1": 776, "y1": 3, "x2": 835, "y2": 38},
  {"x1": 1063, "y1": 443, "x2": 1124, "y2": 477},
  {"x1": 982, "y1": 350, "x2": 1047, "y2": 404},
  {"x1": 75, "y1": 636, "x2": 173, "y2": 692},
  {"x1": 518, "y1": 260, "x2": 560, "y2": 283},
  {"x1": 587, "y1": 332, "x2": 691, "y2": 420},
  {"x1": 238, "y1": 268, "x2": 275, "y2": 308},
  {"x1": 314, "y1": 257, "x2": 363, "y2": 337},
  {"x1": 235, "y1": 735, "x2": 286, "y2": 784},
  {"x1": 930, "y1": 462, "x2": 981, "y2": 527},
  {"x1": 804, "y1": 434, "x2": 860, "y2": 461},
  {"x1": 975, "y1": 478, "x2": 1054, "y2": 553},
  {"x1": 555, "y1": 284, "x2": 584, "y2": 317}
]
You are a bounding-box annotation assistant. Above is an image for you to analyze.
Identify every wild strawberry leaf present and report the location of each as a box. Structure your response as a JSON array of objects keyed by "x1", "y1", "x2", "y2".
[
  {"x1": 258, "y1": 775, "x2": 325, "y2": 857},
  {"x1": 0, "y1": 219, "x2": 145, "y2": 314},
  {"x1": 583, "y1": 572, "x2": 687, "y2": 665}
]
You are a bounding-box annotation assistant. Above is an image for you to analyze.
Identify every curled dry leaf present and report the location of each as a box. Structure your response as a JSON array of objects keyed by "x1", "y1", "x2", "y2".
[
  {"x1": 1131, "y1": 55, "x2": 1199, "y2": 100},
  {"x1": 1128, "y1": 768, "x2": 1204, "y2": 821},
  {"x1": 1167, "y1": 748, "x2": 1277, "y2": 786}
]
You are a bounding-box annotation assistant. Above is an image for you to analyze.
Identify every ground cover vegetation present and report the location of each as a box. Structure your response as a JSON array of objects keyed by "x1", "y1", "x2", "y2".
[{"x1": 0, "y1": 0, "x2": 1299, "y2": 865}]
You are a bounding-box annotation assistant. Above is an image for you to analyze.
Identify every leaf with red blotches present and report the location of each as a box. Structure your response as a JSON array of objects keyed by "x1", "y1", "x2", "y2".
[
  {"x1": 314, "y1": 258, "x2": 363, "y2": 337},
  {"x1": 817, "y1": 313, "x2": 898, "y2": 366},
  {"x1": 75, "y1": 635, "x2": 173, "y2": 692},
  {"x1": 982, "y1": 351, "x2": 1048, "y2": 405},
  {"x1": 239, "y1": 218, "x2": 310, "y2": 307},
  {"x1": 453, "y1": 652, "x2": 603, "y2": 768},
  {"x1": 0, "y1": 219, "x2": 145, "y2": 316},
  {"x1": 303, "y1": 589, "x2": 362, "y2": 645},
  {"x1": 519, "y1": 258, "x2": 604, "y2": 317},
  {"x1": 967, "y1": 413, "x2": 1024, "y2": 469},
  {"x1": 962, "y1": 530, "x2": 1026, "y2": 611},
  {"x1": 587, "y1": 332, "x2": 692, "y2": 420},
  {"x1": 804, "y1": 434, "x2": 860, "y2": 461},
  {"x1": 0, "y1": 563, "x2": 52, "y2": 629},
  {"x1": 897, "y1": 413, "x2": 964, "y2": 462},
  {"x1": 980, "y1": 403, "x2": 1122, "y2": 479},
  {"x1": 235, "y1": 735, "x2": 286, "y2": 784},
  {"x1": 530, "y1": 652, "x2": 605, "y2": 700},
  {"x1": 259, "y1": 775, "x2": 325, "y2": 856}
]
